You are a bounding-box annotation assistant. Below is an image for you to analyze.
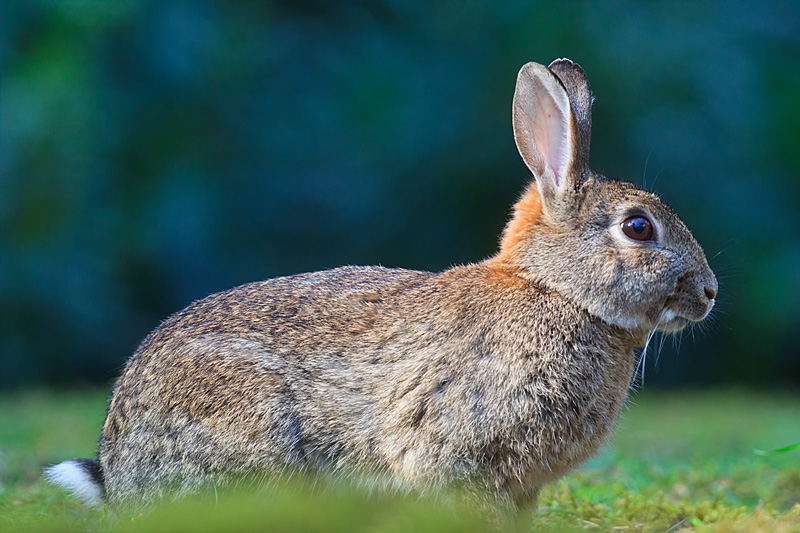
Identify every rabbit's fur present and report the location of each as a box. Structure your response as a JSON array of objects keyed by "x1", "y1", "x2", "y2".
[{"x1": 46, "y1": 59, "x2": 717, "y2": 515}]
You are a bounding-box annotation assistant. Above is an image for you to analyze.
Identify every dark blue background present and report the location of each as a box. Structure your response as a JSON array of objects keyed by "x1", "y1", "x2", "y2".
[{"x1": 2, "y1": 0, "x2": 799, "y2": 387}]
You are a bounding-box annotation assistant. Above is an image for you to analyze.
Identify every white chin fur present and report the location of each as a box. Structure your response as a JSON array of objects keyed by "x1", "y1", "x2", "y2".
[
  {"x1": 657, "y1": 308, "x2": 687, "y2": 333},
  {"x1": 662, "y1": 309, "x2": 677, "y2": 321},
  {"x1": 44, "y1": 461, "x2": 103, "y2": 507}
]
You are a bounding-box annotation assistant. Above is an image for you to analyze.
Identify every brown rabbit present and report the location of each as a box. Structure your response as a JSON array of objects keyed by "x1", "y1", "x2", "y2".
[{"x1": 45, "y1": 59, "x2": 717, "y2": 517}]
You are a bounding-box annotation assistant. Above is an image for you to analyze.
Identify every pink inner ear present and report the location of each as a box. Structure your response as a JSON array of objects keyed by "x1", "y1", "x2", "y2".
[{"x1": 532, "y1": 83, "x2": 570, "y2": 187}]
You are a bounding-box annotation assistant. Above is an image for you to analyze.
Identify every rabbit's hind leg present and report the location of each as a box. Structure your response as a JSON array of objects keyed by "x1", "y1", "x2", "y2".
[{"x1": 99, "y1": 339, "x2": 306, "y2": 505}]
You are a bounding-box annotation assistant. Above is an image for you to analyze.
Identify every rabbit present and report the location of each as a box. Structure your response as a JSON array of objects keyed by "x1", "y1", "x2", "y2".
[{"x1": 45, "y1": 59, "x2": 717, "y2": 517}]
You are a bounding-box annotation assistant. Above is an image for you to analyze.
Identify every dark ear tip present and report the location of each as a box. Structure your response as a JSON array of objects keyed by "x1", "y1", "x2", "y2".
[
  {"x1": 547, "y1": 58, "x2": 592, "y2": 104},
  {"x1": 548, "y1": 58, "x2": 586, "y2": 77}
]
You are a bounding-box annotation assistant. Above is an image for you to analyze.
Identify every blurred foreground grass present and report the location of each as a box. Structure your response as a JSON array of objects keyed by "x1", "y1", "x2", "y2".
[{"x1": 1, "y1": 388, "x2": 798, "y2": 532}]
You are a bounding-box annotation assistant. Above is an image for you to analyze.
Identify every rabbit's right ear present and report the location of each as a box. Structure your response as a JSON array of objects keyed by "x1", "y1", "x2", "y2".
[
  {"x1": 512, "y1": 62, "x2": 587, "y2": 202},
  {"x1": 548, "y1": 59, "x2": 593, "y2": 169}
]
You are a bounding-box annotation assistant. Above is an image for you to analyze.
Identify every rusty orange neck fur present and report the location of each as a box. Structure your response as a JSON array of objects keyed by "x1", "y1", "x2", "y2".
[{"x1": 490, "y1": 184, "x2": 543, "y2": 270}]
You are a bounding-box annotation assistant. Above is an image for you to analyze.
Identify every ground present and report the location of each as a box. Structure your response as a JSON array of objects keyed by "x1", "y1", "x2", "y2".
[{"x1": 1, "y1": 388, "x2": 798, "y2": 532}]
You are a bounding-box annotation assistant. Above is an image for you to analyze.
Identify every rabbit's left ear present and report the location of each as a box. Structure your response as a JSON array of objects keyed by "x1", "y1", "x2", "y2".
[{"x1": 512, "y1": 60, "x2": 591, "y2": 201}]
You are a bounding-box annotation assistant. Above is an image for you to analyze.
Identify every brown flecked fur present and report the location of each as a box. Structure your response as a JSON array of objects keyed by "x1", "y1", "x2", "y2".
[{"x1": 46, "y1": 59, "x2": 717, "y2": 520}]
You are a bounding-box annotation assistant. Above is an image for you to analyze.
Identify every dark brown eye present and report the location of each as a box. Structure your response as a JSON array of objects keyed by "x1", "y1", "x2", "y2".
[{"x1": 621, "y1": 216, "x2": 654, "y2": 241}]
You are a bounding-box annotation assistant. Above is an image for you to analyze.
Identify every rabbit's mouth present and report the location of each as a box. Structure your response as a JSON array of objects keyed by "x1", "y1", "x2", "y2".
[
  {"x1": 657, "y1": 284, "x2": 715, "y2": 333},
  {"x1": 657, "y1": 305, "x2": 711, "y2": 333},
  {"x1": 658, "y1": 309, "x2": 687, "y2": 333}
]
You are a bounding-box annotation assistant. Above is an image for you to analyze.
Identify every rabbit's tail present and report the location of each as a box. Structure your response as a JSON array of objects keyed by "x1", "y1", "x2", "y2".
[{"x1": 44, "y1": 458, "x2": 105, "y2": 507}]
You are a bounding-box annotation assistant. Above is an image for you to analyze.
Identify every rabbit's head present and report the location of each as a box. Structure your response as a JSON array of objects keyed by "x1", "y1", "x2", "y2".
[{"x1": 497, "y1": 59, "x2": 717, "y2": 338}]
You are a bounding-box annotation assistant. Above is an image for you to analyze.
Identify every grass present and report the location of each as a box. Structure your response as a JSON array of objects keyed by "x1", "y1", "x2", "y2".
[{"x1": 1, "y1": 388, "x2": 799, "y2": 531}]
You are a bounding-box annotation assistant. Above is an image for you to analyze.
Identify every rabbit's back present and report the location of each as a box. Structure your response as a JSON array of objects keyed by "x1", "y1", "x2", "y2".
[{"x1": 100, "y1": 264, "x2": 636, "y2": 505}]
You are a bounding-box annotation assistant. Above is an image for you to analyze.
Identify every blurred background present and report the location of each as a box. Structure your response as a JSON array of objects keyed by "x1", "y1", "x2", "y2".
[{"x1": 1, "y1": 0, "x2": 798, "y2": 389}]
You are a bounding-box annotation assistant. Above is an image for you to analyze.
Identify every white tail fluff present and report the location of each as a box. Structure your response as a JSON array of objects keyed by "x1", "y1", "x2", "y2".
[{"x1": 44, "y1": 459, "x2": 104, "y2": 507}]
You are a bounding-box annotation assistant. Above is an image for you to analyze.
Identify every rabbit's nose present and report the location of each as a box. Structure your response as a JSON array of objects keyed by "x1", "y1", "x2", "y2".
[{"x1": 700, "y1": 269, "x2": 718, "y2": 303}]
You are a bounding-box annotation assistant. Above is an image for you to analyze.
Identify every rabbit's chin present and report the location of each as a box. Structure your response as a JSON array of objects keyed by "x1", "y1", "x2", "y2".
[
  {"x1": 656, "y1": 299, "x2": 715, "y2": 333},
  {"x1": 657, "y1": 315, "x2": 687, "y2": 334},
  {"x1": 657, "y1": 308, "x2": 704, "y2": 334}
]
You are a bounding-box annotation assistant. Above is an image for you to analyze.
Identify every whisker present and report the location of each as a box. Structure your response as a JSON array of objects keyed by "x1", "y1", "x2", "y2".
[
  {"x1": 635, "y1": 316, "x2": 664, "y2": 388},
  {"x1": 655, "y1": 331, "x2": 666, "y2": 369},
  {"x1": 708, "y1": 238, "x2": 739, "y2": 261},
  {"x1": 649, "y1": 167, "x2": 666, "y2": 191},
  {"x1": 642, "y1": 148, "x2": 654, "y2": 190}
]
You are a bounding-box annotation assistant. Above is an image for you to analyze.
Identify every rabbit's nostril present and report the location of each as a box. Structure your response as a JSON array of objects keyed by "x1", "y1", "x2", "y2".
[{"x1": 704, "y1": 286, "x2": 716, "y2": 300}]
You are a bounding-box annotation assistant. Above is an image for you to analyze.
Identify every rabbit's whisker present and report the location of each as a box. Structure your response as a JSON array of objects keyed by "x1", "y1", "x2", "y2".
[{"x1": 636, "y1": 316, "x2": 664, "y2": 387}]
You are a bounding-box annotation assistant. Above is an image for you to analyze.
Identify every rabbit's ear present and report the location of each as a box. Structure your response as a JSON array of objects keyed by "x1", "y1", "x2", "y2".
[
  {"x1": 512, "y1": 62, "x2": 585, "y2": 201},
  {"x1": 548, "y1": 58, "x2": 592, "y2": 169}
]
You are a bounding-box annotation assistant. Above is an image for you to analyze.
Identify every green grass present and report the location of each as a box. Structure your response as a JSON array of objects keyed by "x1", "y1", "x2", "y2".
[{"x1": 1, "y1": 388, "x2": 799, "y2": 531}]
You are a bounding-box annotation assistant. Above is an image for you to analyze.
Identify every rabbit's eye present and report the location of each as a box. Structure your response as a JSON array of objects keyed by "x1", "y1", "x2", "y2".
[{"x1": 621, "y1": 216, "x2": 654, "y2": 241}]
